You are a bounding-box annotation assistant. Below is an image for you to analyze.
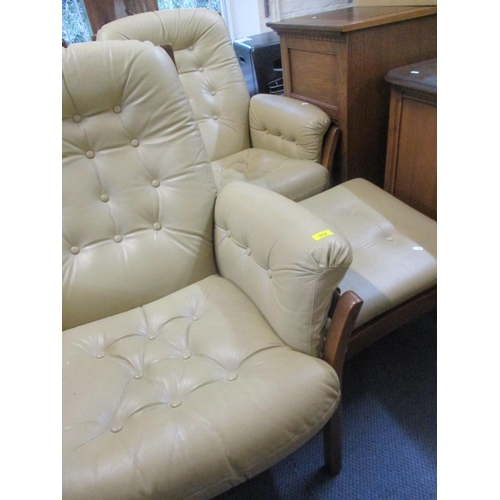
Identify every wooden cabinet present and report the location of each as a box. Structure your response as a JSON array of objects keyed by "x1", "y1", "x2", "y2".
[
  {"x1": 267, "y1": 6, "x2": 437, "y2": 187},
  {"x1": 384, "y1": 58, "x2": 437, "y2": 220}
]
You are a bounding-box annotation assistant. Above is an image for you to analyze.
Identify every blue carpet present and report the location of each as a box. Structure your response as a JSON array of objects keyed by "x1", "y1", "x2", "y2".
[{"x1": 216, "y1": 311, "x2": 437, "y2": 499}]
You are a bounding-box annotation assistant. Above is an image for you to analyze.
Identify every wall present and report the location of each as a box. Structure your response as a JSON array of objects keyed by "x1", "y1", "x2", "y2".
[
  {"x1": 224, "y1": 0, "x2": 350, "y2": 40},
  {"x1": 258, "y1": 0, "x2": 350, "y2": 34},
  {"x1": 224, "y1": 0, "x2": 439, "y2": 40}
]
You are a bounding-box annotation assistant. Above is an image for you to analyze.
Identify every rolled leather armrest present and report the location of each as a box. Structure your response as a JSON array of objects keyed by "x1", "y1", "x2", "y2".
[
  {"x1": 249, "y1": 94, "x2": 331, "y2": 163},
  {"x1": 214, "y1": 181, "x2": 352, "y2": 357}
]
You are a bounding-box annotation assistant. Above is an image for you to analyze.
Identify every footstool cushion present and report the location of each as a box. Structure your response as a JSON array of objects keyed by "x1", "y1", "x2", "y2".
[{"x1": 299, "y1": 178, "x2": 437, "y2": 328}]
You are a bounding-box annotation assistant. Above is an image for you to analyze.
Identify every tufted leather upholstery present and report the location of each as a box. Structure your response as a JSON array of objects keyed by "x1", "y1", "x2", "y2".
[
  {"x1": 96, "y1": 8, "x2": 331, "y2": 201},
  {"x1": 62, "y1": 40, "x2": 352, "y2": 500},
  {"x1": 62, "y1": 39, "x2": 218, "y2": 330},
  {"x1": 300, "y1": 178, "x2": 437, "y2": 328}
]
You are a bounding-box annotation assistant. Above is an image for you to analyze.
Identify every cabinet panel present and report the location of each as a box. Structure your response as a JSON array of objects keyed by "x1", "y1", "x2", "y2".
[
  {"x1": 289, "y1": 50, "x2": 339, "y2": 111},
  {"x1": 391, "y1": 96, "x2": 437, "y2": 219}
]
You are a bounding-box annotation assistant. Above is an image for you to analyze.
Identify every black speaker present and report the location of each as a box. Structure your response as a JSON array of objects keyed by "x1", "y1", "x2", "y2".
[{"x1": 233, "y1": 31, "x2": 283, "y2": 96}]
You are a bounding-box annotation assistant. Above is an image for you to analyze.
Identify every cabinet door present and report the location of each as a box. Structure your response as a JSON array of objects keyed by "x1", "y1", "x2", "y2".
[
  {"x1": 281, "y1": 35, "x2": 345, "y2": 121},
  {"x1": 385, "y1": 90, "x2": 437, "y2": 220}
]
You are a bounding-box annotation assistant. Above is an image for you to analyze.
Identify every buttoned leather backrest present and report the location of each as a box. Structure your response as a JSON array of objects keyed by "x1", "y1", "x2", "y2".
[
  {"x1": 62, "y1": 40, "x2": 218, "y2": 330},
  {"x1": 97, "y1": 8, "x2": 251, "y2": 162}
]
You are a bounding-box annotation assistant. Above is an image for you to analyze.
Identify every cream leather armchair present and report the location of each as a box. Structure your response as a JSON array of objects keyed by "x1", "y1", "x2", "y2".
[
  {"x1": 62, "y1": 40, "x2": 358, "y2": 500},
  {"x1": 96, "y1": 8, "x2": 334, "y2": 201}
]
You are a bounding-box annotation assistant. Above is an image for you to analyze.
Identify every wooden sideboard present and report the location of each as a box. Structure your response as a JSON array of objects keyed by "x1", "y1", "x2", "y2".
[
  {"x1": 267, "y1": 6, "x2": 437, "y2": 187},
  {"x1": 384, "y1": 58, "x2": 437, "y2": 220}
]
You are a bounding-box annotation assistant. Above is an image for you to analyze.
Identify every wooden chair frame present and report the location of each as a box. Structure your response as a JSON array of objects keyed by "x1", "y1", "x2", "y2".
[
  {"x1": 320, "y1": 124, "x2": 341, "y2": 187},
  {"x1": 322, "y1": 289, "x2": 363, "y2": 475},
  {"x1": 322, "y1": 284, "x2": 436, "y2": 474}
]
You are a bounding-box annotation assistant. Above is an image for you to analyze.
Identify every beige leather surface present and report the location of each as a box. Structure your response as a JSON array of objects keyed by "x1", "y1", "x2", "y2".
[
  {"x1": 97, "y1": 8, "x2": 251, "y2": 162},
  {"x1": 62, "y1": 40, "x2": 218, "y2": 330},
  {"x1": 211, "y1": 148, "x2": 329, "y2": 201},
  {"x1": 63, "y1": 275, "x2": 340, "y2": 500},
  {"x1": 300, "y1": 178, "x2": 437, "y2": 326},
  {"x1": 97, "y1": 9, "x2": 330, "y2": 201},
  {"x1": 63, "y1": 39, "x2": 348, "y2": 500},
  {"x1": 249, "y1": 94, "x2": 331, "y2": 163},
  {"x1": 215, "y1": 182, "x2": 352, "y2": 356}
]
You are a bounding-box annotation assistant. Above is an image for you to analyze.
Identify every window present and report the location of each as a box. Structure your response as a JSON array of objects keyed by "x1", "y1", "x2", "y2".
[
  {"x1": 62, "y1": 0, "x2": 221, "y2": 46},
  {"x1": 157, "y1": 1, "x2": 220, "y2": 12},
  {"x1": 62, "y1": 0, "x2": 92, "y2": 45}
]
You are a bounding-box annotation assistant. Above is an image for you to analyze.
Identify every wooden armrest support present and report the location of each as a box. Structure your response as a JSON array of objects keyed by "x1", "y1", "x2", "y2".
[
  {"x1": 322, "y1": 289, "x2": 362, "y2": 476},
  {"x1": 323, "y1": 290, "x2": 363, "y2": 384},
  {"x1": 320, "y1": 124, "x2": 341, "y2": 185}
]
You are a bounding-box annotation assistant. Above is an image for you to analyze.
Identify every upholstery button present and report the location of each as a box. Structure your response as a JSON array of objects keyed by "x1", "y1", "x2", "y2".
[
  {"x1": 267, "y1": 270, "x2": 273, "y2": 278},
  {"x1": 95, "y1": 351, "x2": 105, "y2": 359},
  {"x1": 188, "y1": 45, "x2": 193, "y2": 51},
  {"x1": 70, "y1": 246, "x2": 80, "y2": 255},
  {"x1": 226, "y1": 230, "x2": 231, "y2": 238},
  {"x1": 199, "y1": 67, "x2": 204, "y2": 72},
  {"x1": 349, "y1": 212, "x2": 356, "y2": 217},
  {"x1": 266, "y1": 130, "x2": 269, "y2": 134},
  {"x1": 113, "y1": 105, "x2": 122, "y2": 113},
  {"x1": 100, "y1": 194, "x2": 109, "y2": 202},
  {"x1": 192, "y1": 315, "x2": 200, "y2": 321},
  {"x1": 211, "y1": 90, "x2": 216, "y2": 96},
  {"x1": 386, "y1": 236, "x2": 394, "y2": 242},
  {"x1": 148, "y1": 333, "x2": 157, "y2": 340},
  {"x1": 86, "y1": 150, "x2": 95, "y2": 159},
  {"x1": 246, "y1": 248, "x2": 251, "y2": 256},
  {"x1": 182, "y1": 351, "x2": 192, "y2": 360},
  {"x1": 213, "y1": 115, "x2": 218, "y2": 120},
  {"x1": 226, "y1": 372, "x2": 238, "y2": 382},
  {"x1": 133, "y1": 372, "x2": 144, "y2": 379},
  {"x1": 152, "y1": 179, "x2": 160, "y2": 188},
  {"x1": 113, "y1": 235, "x2": 122, "y2": 243},
  {"x1": 131, "y1": 139, "x2": 139, "y2": 147},
  {"x1": 72, "y1": 114, "x2": 82, "y2": 123},
  {"x1": 280, "y1": 135, "x2": 284, "y2": 139},
  {"x1": 170, "y1": 399, "x2": 182, "y2": 408},
  {"x1": 153, "y1": 222, "x2": 162, "y2": 231},
  {"x1": 110, "y1": 425, "x2": 123, "y2": 433}
]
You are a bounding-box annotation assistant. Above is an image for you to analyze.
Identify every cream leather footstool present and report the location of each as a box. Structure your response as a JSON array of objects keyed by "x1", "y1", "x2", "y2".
[{"x1": 300, "y1": 178, "x2": 437, "y2": 355}]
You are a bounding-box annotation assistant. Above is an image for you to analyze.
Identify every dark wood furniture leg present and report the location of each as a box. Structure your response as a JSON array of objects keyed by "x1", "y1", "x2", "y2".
[{"x1": 322, "y1": 289, "x2": 363, "y2": 475}]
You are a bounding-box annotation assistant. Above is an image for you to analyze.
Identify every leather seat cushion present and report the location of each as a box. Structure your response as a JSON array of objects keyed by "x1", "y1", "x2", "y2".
[
  {"x1": 211, "y1": 148, "x2": 329, "y2": 202},
  {"x1": 63, "y1": 275, "x2": 340, "y2": 500},
  {"x1": 300, "y1": 178, "x2": 437, "y2": 327}
]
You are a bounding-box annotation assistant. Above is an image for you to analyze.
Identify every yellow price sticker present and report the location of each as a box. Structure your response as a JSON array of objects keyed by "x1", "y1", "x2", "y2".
[{"x1": 312, "y1": 230, "x2": 333, "y2": 241}]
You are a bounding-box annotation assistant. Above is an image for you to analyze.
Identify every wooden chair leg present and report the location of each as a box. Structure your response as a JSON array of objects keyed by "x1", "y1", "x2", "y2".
[
  {"x1": 322, "y1": 290, "x2": 363, "y2": 476},
  {"x1": 323, "y1": 290, "x2": 363, "y2": 384},
  {"x1": 324, "y1": 401, "x2": 343, "y2": 476}
]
